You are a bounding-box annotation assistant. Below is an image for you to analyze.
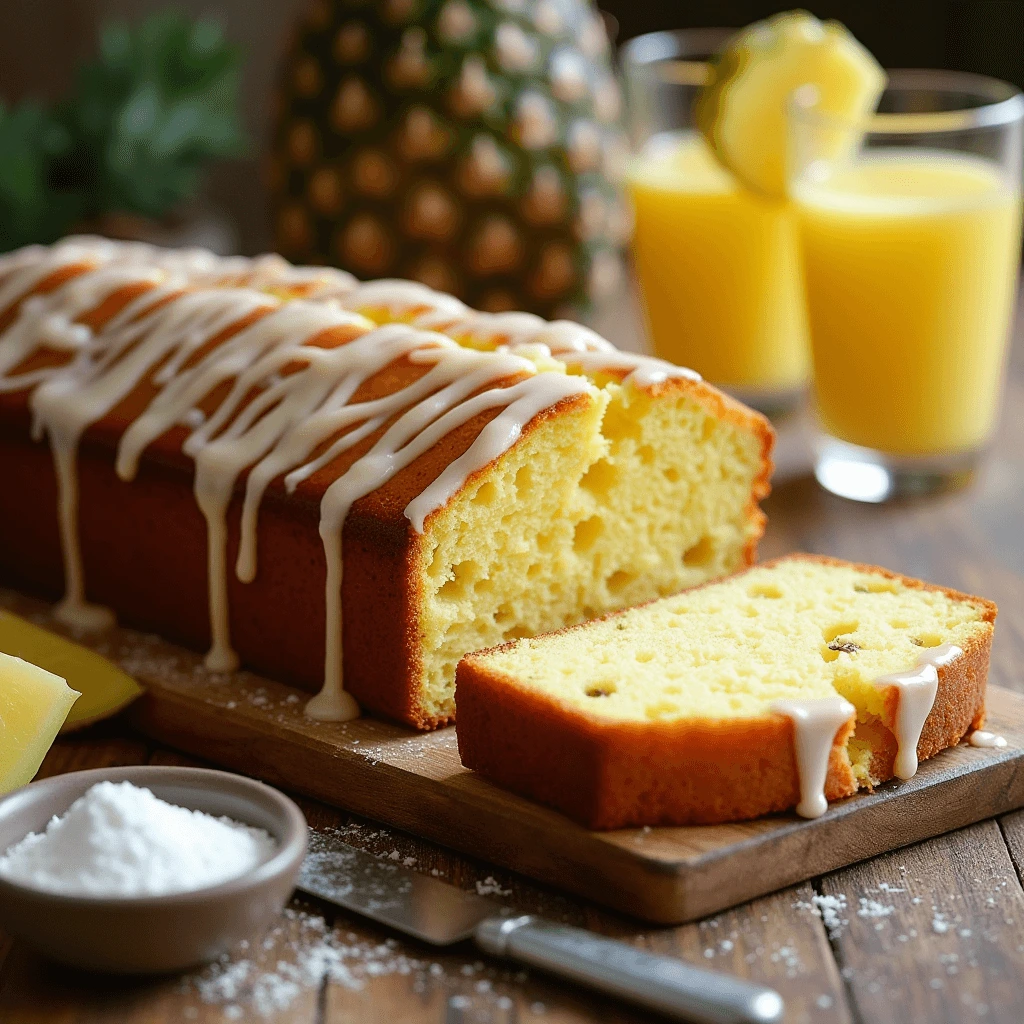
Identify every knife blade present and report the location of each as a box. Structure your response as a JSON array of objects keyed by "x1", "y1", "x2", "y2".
[{"x1": 296, "y1": 831, "x2": 784, "y2": 1024}]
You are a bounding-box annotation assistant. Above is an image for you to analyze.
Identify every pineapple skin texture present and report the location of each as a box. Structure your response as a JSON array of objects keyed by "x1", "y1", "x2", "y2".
[{"x1": 270, "y1": 0, "x2": 631, "y2": 318}]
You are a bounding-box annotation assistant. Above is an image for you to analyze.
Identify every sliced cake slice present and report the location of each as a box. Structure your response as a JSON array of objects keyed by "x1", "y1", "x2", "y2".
[{"x1": 455, "y1": 555, "x2": 996, "y2": 828}]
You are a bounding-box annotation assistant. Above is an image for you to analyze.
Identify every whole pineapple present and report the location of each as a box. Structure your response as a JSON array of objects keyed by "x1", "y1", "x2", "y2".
[{"x1": 269, "y1": 0, "x2": 629, "y2": 317}]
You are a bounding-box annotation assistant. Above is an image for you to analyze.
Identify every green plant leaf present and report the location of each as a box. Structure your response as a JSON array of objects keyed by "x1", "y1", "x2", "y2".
[
  {"x1": 63, "y1": 9, "x2": 246, "y2": 221},
  {"x1": 0, "y1": 10, "x2": 246, "y2": 249},
  {"x1": 0, "y1": 102, "x2": 80, "y2": 251}
]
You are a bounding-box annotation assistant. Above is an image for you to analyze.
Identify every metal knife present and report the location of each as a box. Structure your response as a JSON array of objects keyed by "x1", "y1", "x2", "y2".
[{"x1": 296, "y1": 832, "x2": 783, "y2": 1024}]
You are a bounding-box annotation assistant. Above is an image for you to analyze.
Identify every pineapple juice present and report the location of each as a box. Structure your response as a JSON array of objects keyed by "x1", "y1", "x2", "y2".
[
  {"x1": 627, "y1": 132, "x2": 811, "y2": 397},
  {"x1": 794, "y1": 150, "x2": 1022, "y2": 455}
]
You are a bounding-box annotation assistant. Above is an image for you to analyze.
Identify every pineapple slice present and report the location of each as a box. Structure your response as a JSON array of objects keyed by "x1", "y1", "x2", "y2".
[
  {"x1": 1, "y1": 652, "x2": 79, "y2": 793},
  {"x1": 695, "y1": 10, "x2": 885, "y2": 198},
  {"x1": 0, "y1": 611, "x2": 142, "y2": 732}
]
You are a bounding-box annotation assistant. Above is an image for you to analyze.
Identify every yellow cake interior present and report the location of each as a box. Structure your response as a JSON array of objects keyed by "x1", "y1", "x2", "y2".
[
  {"x1": 412, "y1": 377, "x2": 766, "y2": 722},
  {"x1": 468, "y1": 559, "x2": 991, "y2": 781},
  {"x1": 0, "y1": 244, "x2": 769, "y2": 727},
  {"x1": 226, "y1": 277, "x2": 770, "y2": 722},
  {"x1": 313, "y1": 293, "x2": 770, "y2": 723}
]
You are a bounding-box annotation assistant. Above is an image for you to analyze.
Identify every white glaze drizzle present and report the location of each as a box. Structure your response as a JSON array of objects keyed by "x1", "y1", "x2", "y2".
[
  {"x1": 771, "y1": 697, "x2": 856, "y2": 818},
  {"x1": 969, "y1": 731, "x2": 1007, "y2": 748},
  {"x1": 0, "y1": 238, "x2": 116, "y2": 314},
  {"x1": 118, "y1": 298, "x2": 367, "y2": 672},
  {"x1": 0, "y1": 240, "x2": 601, "y2": 722},
  {"x1": 874, "y1": 643, "x2": 962, "y2": 780},
  {"x1": 0, "y1": 265, "x2": 158, "y2": 392},
  {"x1": 0, "y1": 242, "x2": 358, "y2": 638},
  {"x1": 30, "y1": 283, "x2": 276, "y2": 632},
  {"x1": 337, "y1": 280, "x2": 701, "y2": 389}
]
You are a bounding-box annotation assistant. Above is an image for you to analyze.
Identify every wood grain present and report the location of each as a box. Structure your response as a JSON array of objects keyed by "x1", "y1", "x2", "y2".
[
  {"x1": 820, "y1": 819, "x2": 1024, "y2": 1023},
  {"x1": 127, "y1": 725, "x2": 856, "y2": 1019},
  {"x1": 2, "y1": 289, "x2": 1023, "y2": 1020},
  {"x1": 0, "y1": 731, "x2": 853, "y2": 1023},
  {"x1": 3, "y1": 586, "x2": 1021, "y2": 927}
]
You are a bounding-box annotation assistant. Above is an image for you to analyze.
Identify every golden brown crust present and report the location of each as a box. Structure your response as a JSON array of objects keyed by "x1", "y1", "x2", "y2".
[
  {"x1": 0, "y1": 268, "x2": 583, "y2": 729},
  {"x1": 455, "y1": 555, "x2": 996, "y2": 828},
  {"x1": 456, "y1": 662, "x2": 859, "y2": 828},
  {"x1": 0, "y1": 257, "x2": 773, "y2": 731}
]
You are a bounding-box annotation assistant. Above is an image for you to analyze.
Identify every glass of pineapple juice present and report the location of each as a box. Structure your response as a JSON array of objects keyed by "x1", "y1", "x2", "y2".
[
  {"x1": 791, "y1": 70, "x2": 1024, "y2": 501},
  {"x1": 621, "y1": 29, "x2": 811, "y2": 417}
]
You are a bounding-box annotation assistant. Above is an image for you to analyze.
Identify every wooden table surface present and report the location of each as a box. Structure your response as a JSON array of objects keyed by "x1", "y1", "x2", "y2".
[{"x1": 3, "y1": 298, "x2": 1024, "y2": 1023}]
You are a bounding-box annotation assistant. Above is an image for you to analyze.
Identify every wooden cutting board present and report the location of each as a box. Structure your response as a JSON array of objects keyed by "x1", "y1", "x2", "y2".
[{"x1": 5, "y1": 587, "x2": 1024, "y2": 926}]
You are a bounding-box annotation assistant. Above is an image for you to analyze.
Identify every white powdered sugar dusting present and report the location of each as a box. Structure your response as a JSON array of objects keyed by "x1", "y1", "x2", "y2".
[
  {"x1": 182, "y1": 908, "x2": 529, "y2": 1019},
  {"x1": 0, "y1": 781, "x2": 275, "y2": 897},
  {"x1": 186, "y1": 911, "x2": 393, "y2": 1014},
  {"x1": 858, "y1": 898, "x2": 896, "y2": 919},
  {"x1": 476, "y1": 876, "x2": 512, "y2": 897},
  {"x1": 794, "y1": 893, "x2": 849, "y2": 936}
]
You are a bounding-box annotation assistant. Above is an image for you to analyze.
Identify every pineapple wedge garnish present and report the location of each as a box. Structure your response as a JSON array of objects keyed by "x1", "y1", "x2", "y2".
[
  {"x1": 1, "y1": 652, "x2": 79, "y2": 793},
  {"x1": 0, "y1": 610, "x2": 142, "y2": 732},
  {"x1": 695, "y1": 10, "x2": 886, "y2": 198}
]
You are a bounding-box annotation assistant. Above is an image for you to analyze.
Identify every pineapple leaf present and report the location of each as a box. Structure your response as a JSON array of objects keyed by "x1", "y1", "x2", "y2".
[
  {"x1": 0, "y1": 102, "x2": 82, "y2": 251},
  {"x1": 63, "y1": 10, "x2": 246, "y2": 219},
  {"x1": 0, "y1": 10, "x2": 246, "y2": 251}
]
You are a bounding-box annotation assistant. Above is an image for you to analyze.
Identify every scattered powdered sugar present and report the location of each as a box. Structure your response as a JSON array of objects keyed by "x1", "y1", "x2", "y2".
[
  {"x1": 769, "y1": 944, "x2": 803, "y2": 975},
  {"x1": 858, "y1": 899, "x2": 896, "y2": 919},
  {"x1": 186, "y1": 910, "x2": 422, "y2": 1015},
  {"x1": 476, "y1": 876, "x2": 512, "y2": 897},
  {"x1": 794, "y1": 893, "x2": 848, "y2": 935},
  {"x1": 183, "y1": 908, "x2": 530, "y2": 1018},
  {"x1": 0, "y1": 781, "x2": 275, "y2": 897}
]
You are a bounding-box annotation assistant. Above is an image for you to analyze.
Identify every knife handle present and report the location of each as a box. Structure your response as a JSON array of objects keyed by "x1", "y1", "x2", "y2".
[{"x1": 474, "y1": 916, "x2": 783, "y2": 1024}]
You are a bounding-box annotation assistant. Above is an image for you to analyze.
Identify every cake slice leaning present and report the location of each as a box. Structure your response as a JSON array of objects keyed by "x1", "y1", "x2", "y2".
[{"x1": 455, "y1": 555, "x2": 997, "y2": 827}]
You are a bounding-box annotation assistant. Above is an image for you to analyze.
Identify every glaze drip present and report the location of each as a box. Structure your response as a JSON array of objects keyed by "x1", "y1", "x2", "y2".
[
  {"x1": 969, "y1": 730, "x2": 1007, "y2": 749},
  {"x1": 875, "y1": 642, "x2": 962, "y2": 779},
  {"x1": 31, "y1": 282, "x2": 276, "y2": 632},
  {"x1": 0, "y1": 241, "x2": 650, "y2": 721},
  {"x1": 771, "y1": 696, "x2": 856, "y2": 818}
]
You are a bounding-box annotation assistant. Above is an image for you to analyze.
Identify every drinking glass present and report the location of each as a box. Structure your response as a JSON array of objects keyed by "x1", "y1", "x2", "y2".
[
  {"x1": 621, "y1": 29, "x2": 811, "y2": 418},
  {"x1": 790, "y1": 69, "x2": 1024, "y2": 501}
]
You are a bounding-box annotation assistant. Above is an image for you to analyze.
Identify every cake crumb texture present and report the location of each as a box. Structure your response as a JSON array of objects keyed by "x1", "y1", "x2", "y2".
[
  {"x1": 456, "y1": 555, "x2": 996, "y2": 826},
  {"x1": 0, "y1": 239, "x2": 772, "y2": 729},
  {"x1": 413, "y1": 378, "x2": 768, "y2": 723}
]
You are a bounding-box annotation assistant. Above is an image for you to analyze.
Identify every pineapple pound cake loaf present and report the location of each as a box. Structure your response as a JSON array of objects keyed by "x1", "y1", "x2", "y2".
[
  {"x1": 0, "y1": 237, "x2": 772, "y2": 729},
  {"x1": 456, "y1": 555, "x2": 997, "y2": 826}
]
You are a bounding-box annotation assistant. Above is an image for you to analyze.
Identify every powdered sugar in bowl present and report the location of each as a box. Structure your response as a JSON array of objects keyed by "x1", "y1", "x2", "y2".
[{"x1": 0, "y1": 765, "x2": 307, "y2": 973}]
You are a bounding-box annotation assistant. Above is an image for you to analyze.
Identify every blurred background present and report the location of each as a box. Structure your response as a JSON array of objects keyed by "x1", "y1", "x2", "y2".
[{"x1": 3, "y1": 0, "x2": 1020, "y2": 257}]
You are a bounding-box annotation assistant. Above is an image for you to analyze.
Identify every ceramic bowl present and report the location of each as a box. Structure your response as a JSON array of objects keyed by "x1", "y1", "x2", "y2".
[{"x1": 0, "y1": 765, "x2": 307, "y2": 974}]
